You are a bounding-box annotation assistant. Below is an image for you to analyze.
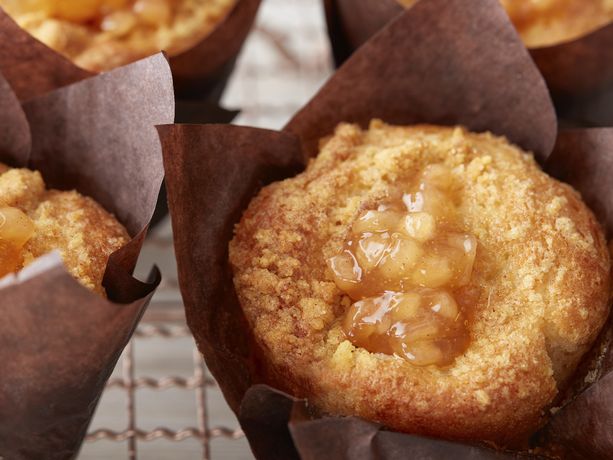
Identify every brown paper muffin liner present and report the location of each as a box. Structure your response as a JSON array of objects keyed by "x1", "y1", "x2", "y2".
[
  {"x1": 322, "y1": 0, "x2": 402, "y2": 68},
  {"x1": 160, "y1": 0, "x2": 613, "y2": 458},
  {"x1": 0, "y1": 0, "x2": 261, "y2": 103},
  {"x1": 0, "y1": 7, "x2": 242, "y2": 227},
  {"x1": 0, "y1": 53, "x2": 174, "y2": 459},
  {"x1": 169, "y1": 0, "x2": 261, "y2": 101},
  {"x1": 323, "y1": 0, "x2": 613, "y2": 127}
]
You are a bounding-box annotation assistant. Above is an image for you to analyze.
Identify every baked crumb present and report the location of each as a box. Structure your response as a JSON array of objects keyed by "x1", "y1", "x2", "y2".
[
  {"x1": 0, "y1": 164, "x2": 129, "y2": 295},
  {"x1": 398, "y1": 0, "x2": 613, "y2": 47},
  {"x1": 0, "y1": 0, "x2": 236, "y2": 72}
]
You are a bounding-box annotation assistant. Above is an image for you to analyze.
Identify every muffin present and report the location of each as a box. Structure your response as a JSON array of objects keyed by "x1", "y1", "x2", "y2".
[
  {"x1": 0, "y1": 163, "x2": 129, "y2": 295},
  {"x1": 0, "y1": 0, "x2": 237, "y2": 72},
  {"x1": 229, "y1": 120, "x2": 611, "y2": 445},
  {"x1": 398, "y1": 0, "x2": 613, "y2": 47}
]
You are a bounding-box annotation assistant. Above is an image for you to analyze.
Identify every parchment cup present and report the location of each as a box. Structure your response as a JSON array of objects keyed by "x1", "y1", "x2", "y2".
[
  {"x1": 0, "y1": 74, "x2": 29, "y2": 158},
  {"x1": 169, "y1": 0, "x2": 261, "y2": 101},
  {"x1": 161, "y1": 0, "x2": 613, "y2": 458},
  {"x1": 322, "y1": 0, "x2": 402, "y2": 67},
  {"x1": 323, "y1": 0, "x2": 613, "y2": 125},
  {"x1": 0, "y1": 1, "x2": 261, "y2": 103},
  {"x1": 151, "y1": 103, "x2": 238, "y2": 226},
  {"x1": 0, "y1": 7, "x2": 243, "y2": 227},
  {"x1": 0, "y1": 53, "x2": 174, "y2": 459}
]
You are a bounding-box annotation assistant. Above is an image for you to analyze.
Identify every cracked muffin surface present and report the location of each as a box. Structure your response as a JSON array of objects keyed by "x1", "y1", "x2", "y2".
[
  {"x1": 0, "y1": 163, "x2": 129, "y2": 295},
  {"x1": 229, "y1": 120, "x2": 611, "y2": 445}
]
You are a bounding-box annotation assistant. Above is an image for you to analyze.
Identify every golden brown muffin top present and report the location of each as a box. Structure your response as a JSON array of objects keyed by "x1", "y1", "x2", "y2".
[
  {"x1": 0, "y1": 0, "x2": 236, "y2": 72},
  {"x1": 0, "y1": 163, "x2": 129, "y2": 295},
  {"x1": 229, "y1": 121, "x2": 611, "y2": 444},
  {"x1": 398, "y1": 0, "x2": 613, "y2": 47}
]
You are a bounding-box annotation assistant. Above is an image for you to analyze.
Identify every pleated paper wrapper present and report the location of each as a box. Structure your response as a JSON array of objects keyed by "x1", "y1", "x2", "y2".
[
  {"x1": 0, "y1": 49, "x2": 175, "y2": 458},
  {"x1": 323, "y1": 0, "x2": 613, "y2": 127}
]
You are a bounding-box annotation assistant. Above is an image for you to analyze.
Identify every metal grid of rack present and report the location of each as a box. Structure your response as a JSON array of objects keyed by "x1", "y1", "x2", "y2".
[
  {"x1": 82, "y1": 1, "x2": 333, "y2": 458},
  {"x1": 85, "y1": 323, "x2": 244, "y2": 459}
]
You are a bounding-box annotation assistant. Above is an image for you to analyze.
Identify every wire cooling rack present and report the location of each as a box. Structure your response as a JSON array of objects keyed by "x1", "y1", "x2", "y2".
[{"x1": 81, "y1": 1, "x2": 333, "y2": 458}]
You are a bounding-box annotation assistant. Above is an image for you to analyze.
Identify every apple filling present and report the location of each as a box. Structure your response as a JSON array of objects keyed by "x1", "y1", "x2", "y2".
[
  {"x1": 329, "y1": 165, "x2": 477, "y2": 366},
  {"x1": 0, "y1": 207, "x2": 35, "y2": 278}
]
